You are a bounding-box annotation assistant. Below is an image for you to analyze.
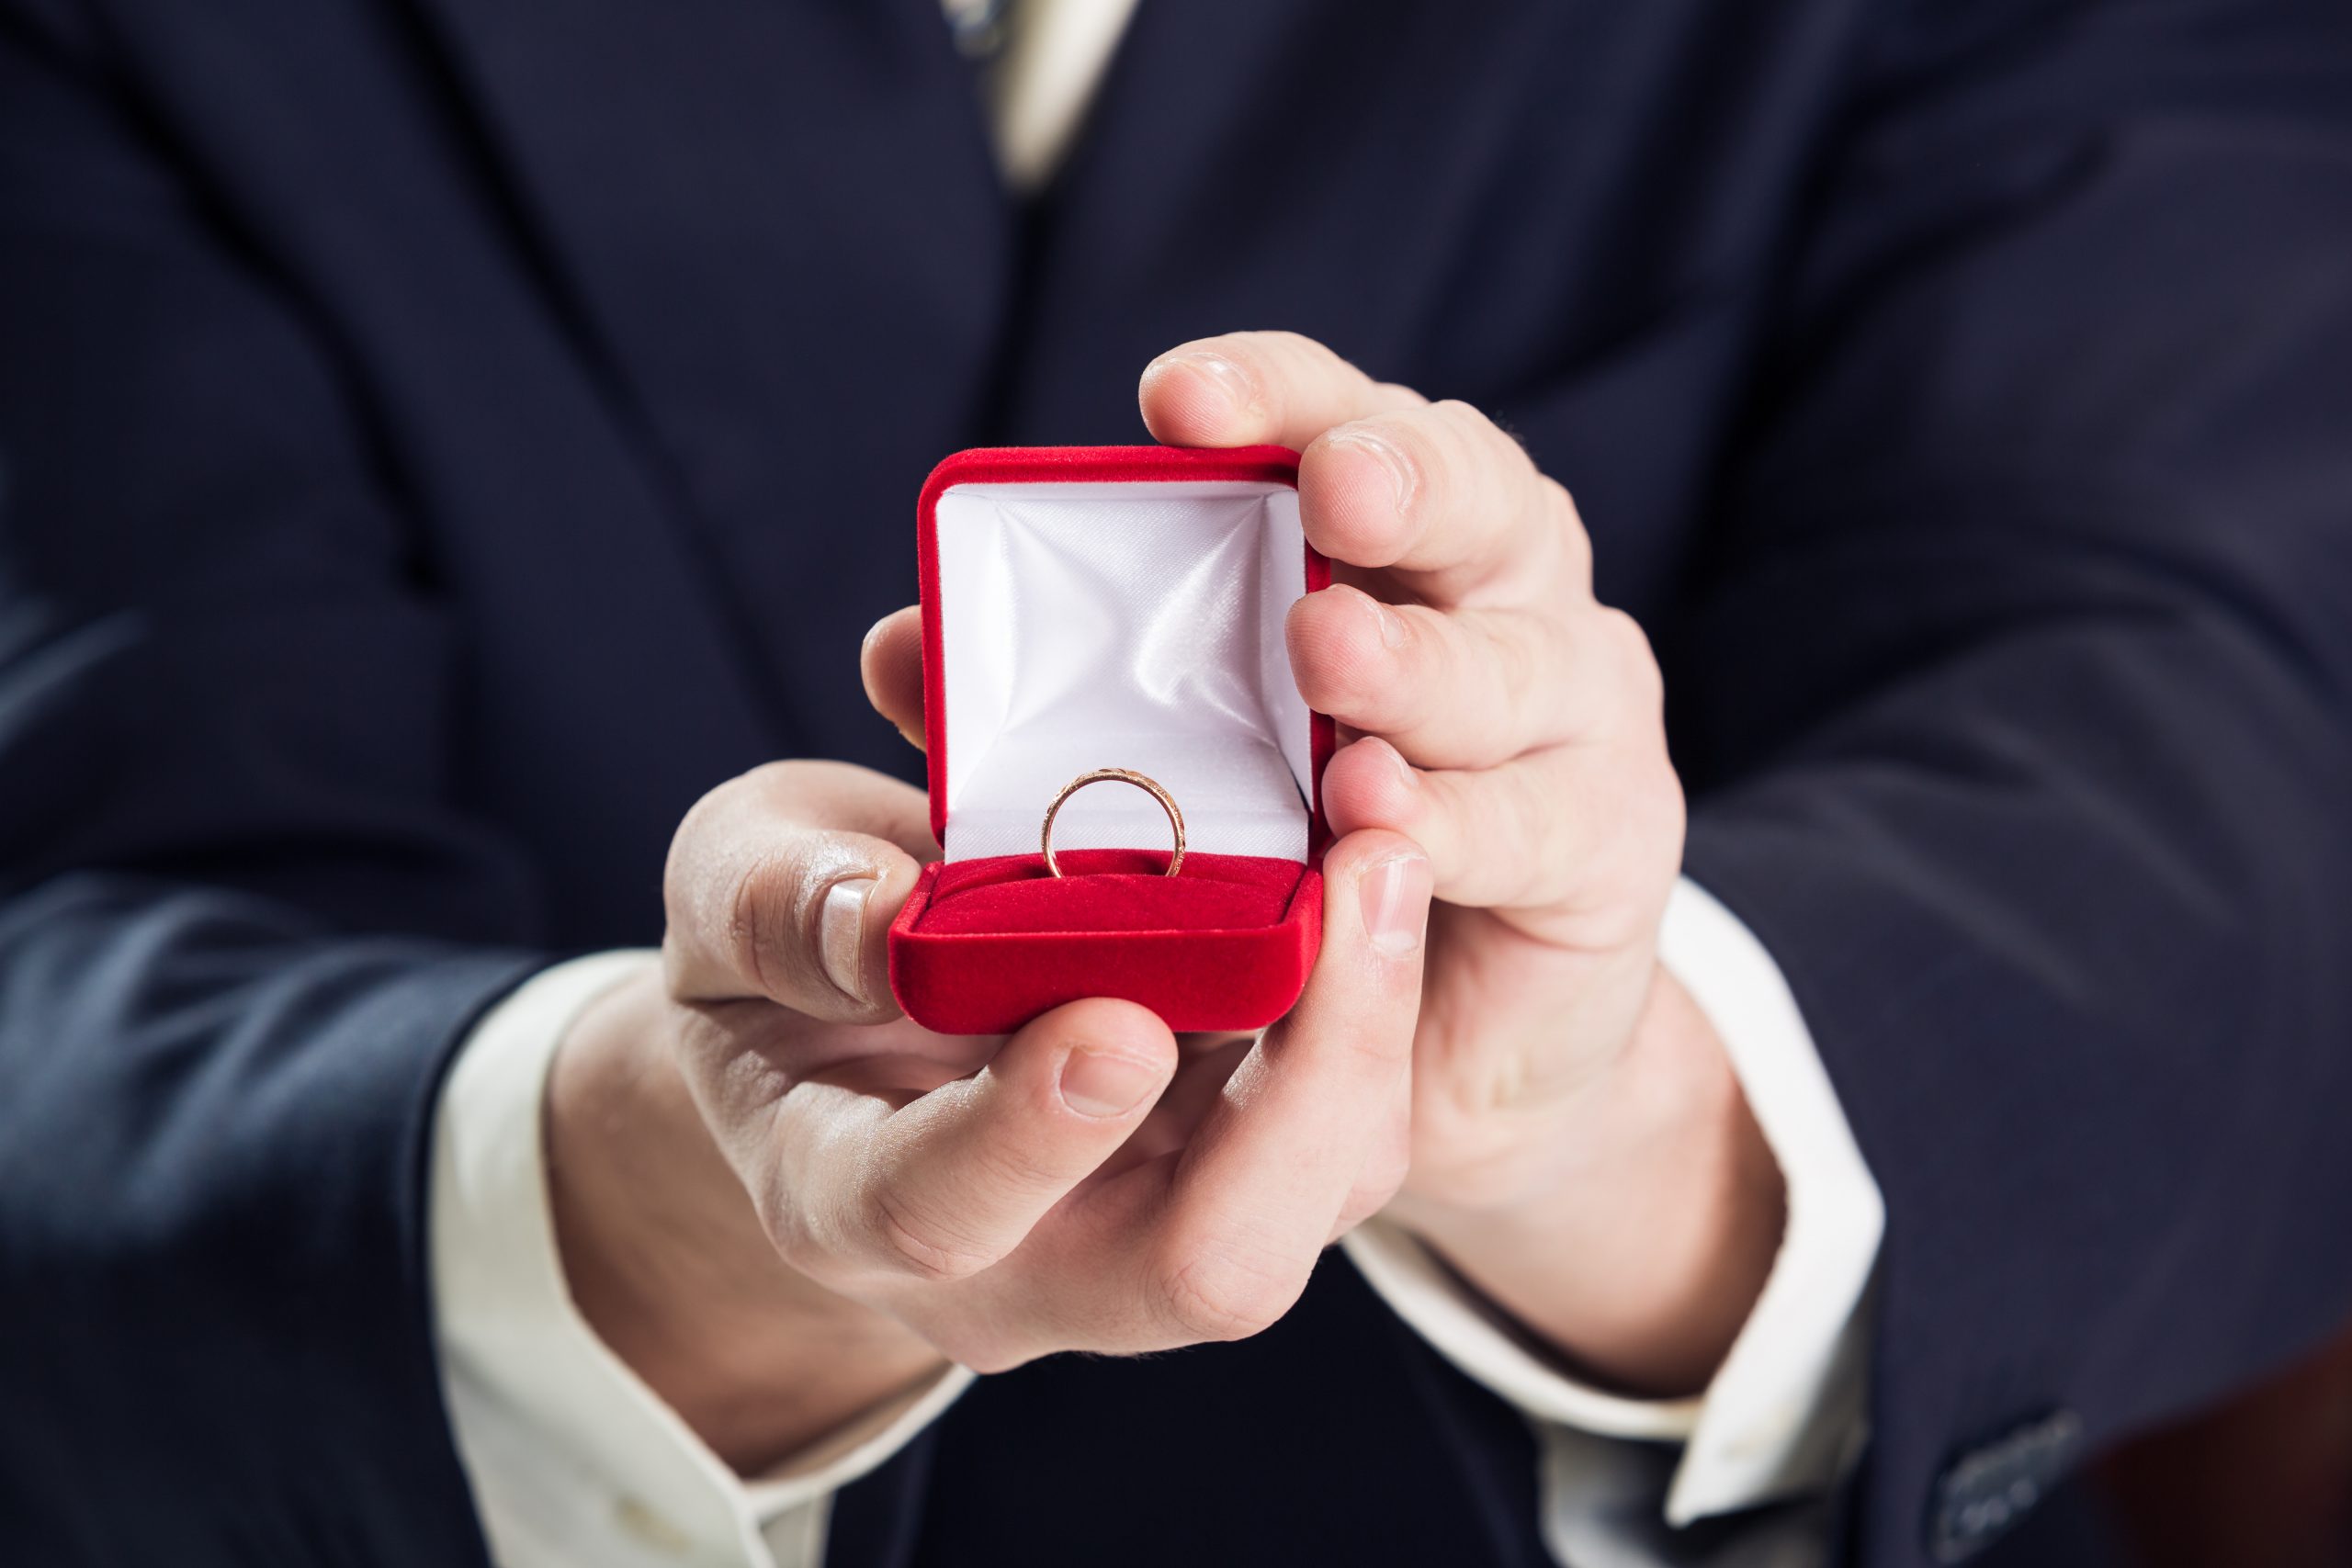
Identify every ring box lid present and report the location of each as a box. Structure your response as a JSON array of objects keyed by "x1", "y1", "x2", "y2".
[{"x1": 917, "y1": 445, "x2": 1331, "y2": 861}]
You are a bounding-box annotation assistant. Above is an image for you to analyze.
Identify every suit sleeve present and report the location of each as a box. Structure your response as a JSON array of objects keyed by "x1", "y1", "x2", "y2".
[
  {"x1": 1669, "y1": 0, "x2": 2352, "y2": 1560},
  {"x1": 0, "y1": 6, "x2": 546, "y2": 1560}
]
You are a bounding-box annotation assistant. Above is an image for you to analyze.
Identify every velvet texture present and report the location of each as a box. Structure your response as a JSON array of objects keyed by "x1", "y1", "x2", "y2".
[
  {"x1": 891, "y1": 446, "x2": 1331, "y2": 1034},
  {"x1": 893, "y1": 854, "x2": 1325, "y2": 1035}
]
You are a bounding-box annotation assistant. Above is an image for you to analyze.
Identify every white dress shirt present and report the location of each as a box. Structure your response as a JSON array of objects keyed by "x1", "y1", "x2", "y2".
[{"x1": 430, "y1": 6, "x2": 1884, "y2": 1563}]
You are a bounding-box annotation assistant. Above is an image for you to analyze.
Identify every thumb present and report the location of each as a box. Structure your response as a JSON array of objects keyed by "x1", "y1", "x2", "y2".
[
  {"x1": 806, "y1": 997, "x2": 1180, "y2": 1289},
  {"x1": 662, "y1": 761, "x2": 933, "y2": 1020}
]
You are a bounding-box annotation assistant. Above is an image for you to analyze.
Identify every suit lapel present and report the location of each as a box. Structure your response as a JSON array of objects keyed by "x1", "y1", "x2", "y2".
[{"x1": 399, "y1": 0, "x2": 1014, "y2": 761}]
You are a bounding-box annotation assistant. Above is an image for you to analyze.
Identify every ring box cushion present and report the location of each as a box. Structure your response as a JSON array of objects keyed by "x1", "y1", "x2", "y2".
[{"x1": 888, "y1": 446, "x2": 1330, "y2": 1034}]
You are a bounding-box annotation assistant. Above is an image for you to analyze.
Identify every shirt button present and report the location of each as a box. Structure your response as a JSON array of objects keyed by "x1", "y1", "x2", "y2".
[{"x1": 616, "y1": 1495, "x2": 695, "y2": 1557}]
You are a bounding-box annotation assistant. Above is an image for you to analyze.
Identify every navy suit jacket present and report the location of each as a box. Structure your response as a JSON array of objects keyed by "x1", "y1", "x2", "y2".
[{"x1": 3, "y1": 1, "x2": 2349, "y2": 1563}]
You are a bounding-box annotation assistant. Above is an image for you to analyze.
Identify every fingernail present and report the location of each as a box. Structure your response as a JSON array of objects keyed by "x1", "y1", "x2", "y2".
[
  {"x1": 1157, "y1": 350, "x2": 1256, "y2": 421},
  {"x1": 1359, "y1": 853, "x2": 1432, "y2": 960},
  {"x1": 1358, "y1": 590, "x2": 1408, "y2": 651},
  {"x1": 1327, "y1": 427, "x2": 1416, "y2": 514},
  {"x1": 1060, "y1": 1045, "x2": 1162, "y2": 1119},
  {"x1": 1379, "y1": 740, "x2": 1419, "y2": 796},
  {"x1": 819, "y1": 878, "x2": 875, "y2": 1003}
]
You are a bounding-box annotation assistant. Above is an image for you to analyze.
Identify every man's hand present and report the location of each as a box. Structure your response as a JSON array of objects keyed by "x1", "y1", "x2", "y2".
[
  {"x1": 866, "y1": 333, "x2": 1784, "y2": 1397},
  {"x1": 1153, "y1": 333, "x2": 1785, "y2": 1395},
  {"x1": 547, "y1": 761, "x2": 1432, "y2": 1472}
]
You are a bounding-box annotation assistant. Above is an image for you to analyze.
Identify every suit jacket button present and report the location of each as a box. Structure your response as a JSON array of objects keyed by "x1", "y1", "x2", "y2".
[{"x1": 1927, "y1": 1409, "x2": 2084, "y2": 1563}]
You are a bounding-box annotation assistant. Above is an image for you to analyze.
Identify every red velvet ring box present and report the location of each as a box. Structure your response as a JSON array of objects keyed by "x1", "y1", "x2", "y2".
[{"x1": 888, "y1": 445, "x2": 1332, "y2": 1036}]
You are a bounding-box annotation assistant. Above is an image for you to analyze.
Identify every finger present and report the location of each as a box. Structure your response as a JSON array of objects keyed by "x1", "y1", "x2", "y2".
[
  {"x1": 1329, "y1": 1055, "x2": 1413, "y2": 1244},
  {"x1": 861, "y1": 607, "x2": 926, "y2": 751},
  {"x1": 662, "y1": 761, "x2": 935, "y2": 1018},
  {"x1": 1125, "y1": 830, "x2": 1433, "y2": 1342},
  {"x1": 1320, "y1": 734, "x2": 1679, "y2": 925},
  {"x1": 1287, "y1": 584, "x2": 1616, "y2": 768},
  {"x1": 1322, "y1": 738, "x2": 1567, "y2": 908},
  {"x1": 767, "y1": 998, "x2": 1180, "y2": 1289},
  {"x1": 1297, "y1": 400, "x2": 1589, "y2": 608},
  {"x1": 1138, "y1": 331, "x2": 1425, "y2": 452}
]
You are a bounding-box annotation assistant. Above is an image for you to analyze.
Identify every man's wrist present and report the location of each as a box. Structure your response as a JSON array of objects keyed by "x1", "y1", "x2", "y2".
[
  {"x1": 1386, "y1": 964, "x2": 1786, "y2": 1398},
  {"x1": 545, "y1": 965, "x2": 946, "y2": 1473}
]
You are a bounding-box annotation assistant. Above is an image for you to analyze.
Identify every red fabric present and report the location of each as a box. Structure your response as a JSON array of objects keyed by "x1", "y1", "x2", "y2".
[
  {"x1": 890, "y1": 856, "x2": 1323, "y2": 1036},
  {"x1": 896, "y1": 446, "x2": 1330, "y2": 1034},
  {"x1": 916, "y1": 851, "x2": 1302, "y2": 933}
]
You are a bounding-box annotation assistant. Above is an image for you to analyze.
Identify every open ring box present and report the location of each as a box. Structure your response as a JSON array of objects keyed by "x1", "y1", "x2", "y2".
[{"x1": 888, "y1": 446, "x2": 1332, "y2": 1035}]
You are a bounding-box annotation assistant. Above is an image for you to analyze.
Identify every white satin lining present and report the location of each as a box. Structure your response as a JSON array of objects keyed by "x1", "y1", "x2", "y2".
[{"x1": 933, "y1": 481, "x2": 1312, "y2": 863}]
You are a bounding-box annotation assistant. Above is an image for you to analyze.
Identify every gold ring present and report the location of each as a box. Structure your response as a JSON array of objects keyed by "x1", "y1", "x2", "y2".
[{"x1": 1042, "y1": 768, "x2": 1186, "y2": 879}]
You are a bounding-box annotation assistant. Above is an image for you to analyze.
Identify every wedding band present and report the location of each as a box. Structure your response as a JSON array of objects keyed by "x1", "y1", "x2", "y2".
[{"x1": 1042, "y1": 768, "x2": 1186, "y2": 879}]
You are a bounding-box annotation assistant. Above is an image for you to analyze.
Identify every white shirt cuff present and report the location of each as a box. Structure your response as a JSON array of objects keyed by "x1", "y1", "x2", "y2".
[
  {"x1": 1342, "y1": 875, "x2": 1883, "y2": 1527},
  {"x1": 429, "y1": 952, "x2": 973, "y2": 1568}
]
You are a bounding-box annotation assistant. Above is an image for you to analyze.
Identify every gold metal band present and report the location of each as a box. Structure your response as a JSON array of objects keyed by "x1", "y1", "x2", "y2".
[{"x1": 1041, "y1": 768, "x2": 1186, "y2": 879}]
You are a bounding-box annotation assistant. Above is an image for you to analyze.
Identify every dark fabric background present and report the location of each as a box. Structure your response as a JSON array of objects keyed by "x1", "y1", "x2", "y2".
[{"x1": 2, "y1": 1, "x2": 2348, "y2": 1562}]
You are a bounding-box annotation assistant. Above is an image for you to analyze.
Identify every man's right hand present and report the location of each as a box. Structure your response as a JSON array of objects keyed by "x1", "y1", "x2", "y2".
[{"x1": 545, "y1": 753, "x2": 1434, "y2": 1473}]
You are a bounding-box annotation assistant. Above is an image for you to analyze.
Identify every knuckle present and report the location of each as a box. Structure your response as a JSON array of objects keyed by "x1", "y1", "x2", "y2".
[
  {"x1": 1251, "y1": 328, "x2": 1323, "y2": 357},
  {"x1": 1347, "y1": 1120, "x2": 1412, "y2": 1214},
  {"x1": 1157, "y1": 1242, "x2": 1306, "y2": 1343},
  {"x1": 753, "y1": 1190, "x2": 832, "y2": 1280},
  {"x1": 1544, "y1": 476, "x2": 1591, "y2": 554},
  {"x1": 1529, "y1": 478, "x2": 1591, "y2": 592},
  {"x1": 1556, "y1": 610, "x2": 1652, "y2": 736},
  {"x1": 965, "y1": 1125, "x2": 1074, "y2": 1196},
  {"x1": 1365, "y1": 668, "x2": 1440, "y2": 739},
  {"x1": 1600, "y1": 608, "x2": 1665, "y2": 706},
  {"x1": 662, "y1": 779, "x2": 747, "y2": 930},
  {"x1": 721, "y1": 851, "x2": 797, "y2": 998},
  {"x1": 741, "y1": 757, "x2": 820, "y2": 796},
  {"x1": 658, "y1": 932, "x2": 698, "y2": 999},
  {"x1": 1371, "y1": 1130, "x2": 1413, "y2": 1200},
  {"x1": 1338, "y1": 1167, "x2": 1407, "y2": 1235},
  {"x1": 1321, "y1": 1009, "x2": 1414, "y2": 1075},
  {"x1": 1420, "y1": 401, "x2": 1484, "y2": 479},
  {"x1": 869, "y1": 1185, "x2": 1004, "y2": 1284},
  {"x1": 1380, "y1": 402, "x2": 1449, "y2": 464},
  {"x1": 1595, "y1": 604, "x2": 1650, "y2": 659},
  {"x1": 1483, "y1": 615, "x2": 1543, "y2": 719},
  {"x1": 1368, "y1": 1015, "x2": 1418, "y2": 1071},
  {"x1": 1470, "y1": 769, "x2": 1563, "y2": 909},
  {"x1": 1438, "y1": 397, "x2": 1523, "y2": 474},
  {"x1": 1625, "y1": 742, "x2": 1689, "y2": 855},
  {"x1": 1269, "y1": 330, "x2": 1361, "y2": 384},
  {"x1": 1429, "y1": 397, "x2": 1488, "y2": 433},
  {"x1": 663, "y1": 785, "x2": 723, "y2": 886},
  {"x1": 1650, "y1": 769, "x2": 1690, "y2": 860},
  {"x1": 1246, "y1": 331, "x2": 1322, "y2": 397},
  {"x1": 1542, "y1": 474, "x2": 1586, "y2": 529}
]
